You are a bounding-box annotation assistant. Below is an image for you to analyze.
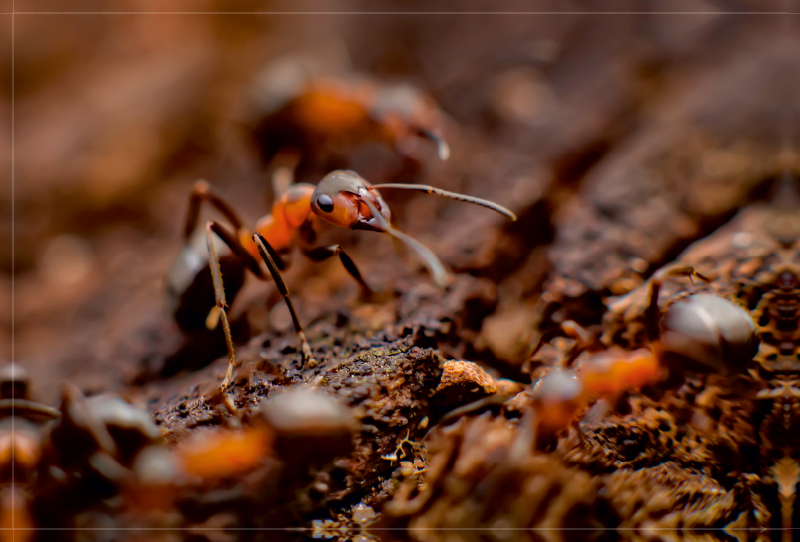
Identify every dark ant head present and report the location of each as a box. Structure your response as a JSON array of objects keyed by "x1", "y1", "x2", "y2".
[
  {"x1": 311, "y1": 169, "x2": 449, "y2": 286},
  {"x1": 660, "y1": 294, "x2": 760, "y2": 374},
  {"x1": 311, "y1": 170, "x2": 392, "y2": 232}
]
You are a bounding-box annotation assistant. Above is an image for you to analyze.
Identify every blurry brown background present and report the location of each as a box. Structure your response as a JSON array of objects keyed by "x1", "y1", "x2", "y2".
[{"x1": 1, "y1": 0, "x2": 794, "y2": 402}]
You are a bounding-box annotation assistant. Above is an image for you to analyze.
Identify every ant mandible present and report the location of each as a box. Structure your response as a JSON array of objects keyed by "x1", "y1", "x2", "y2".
[{"x1": 167, "y1": 170, "x2": 516, "y2": 388}]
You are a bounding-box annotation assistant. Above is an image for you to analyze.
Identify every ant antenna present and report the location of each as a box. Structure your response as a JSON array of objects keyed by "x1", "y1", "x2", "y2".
[
  {"x1": 363, "y1": 200, "x2": 449, "y2": 288},
  {"x1": 371, "y1": 184, "x2": 517, "y2": 221}
]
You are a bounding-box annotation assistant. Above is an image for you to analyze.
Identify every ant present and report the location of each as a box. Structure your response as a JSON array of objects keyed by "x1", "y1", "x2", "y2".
[
  {"x1": 529, "y1": 265, "x2": 760, "y2": 437},
  {"x1": 167, "y1": 170, "x2": 516, "y2": 388},
  {"x1": 0, "y1": 364, "x2": 60, "y2": 475},
  {"x1": 248, "y1": 56, "x2": 451, "y2": 180}
]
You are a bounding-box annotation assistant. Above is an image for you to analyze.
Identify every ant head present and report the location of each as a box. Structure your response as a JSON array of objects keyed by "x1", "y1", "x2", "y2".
[
  {"x1": 311, "y1": 170, "x2": 392, "y2": 231},
  {"x1": 660, "y1": 294, "x2": 759, "y2": 374}
]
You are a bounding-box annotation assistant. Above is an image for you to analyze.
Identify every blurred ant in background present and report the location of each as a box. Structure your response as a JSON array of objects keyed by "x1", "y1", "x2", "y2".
[
  {"x1": 168, "y1": 169, "x2": 516, "y2": 388},
  {"x1": 245, "y1": 56, "x2": 450, "y2": 182},
  {"x1": 158, "y1": 57, "x2": 461, "y2": 380},
  {"x1": 529, "y1": 265, "x2": 759, "y2": 440},
  {"x1": 0, "y1": 364, "x2": 59, "y2": 541}
]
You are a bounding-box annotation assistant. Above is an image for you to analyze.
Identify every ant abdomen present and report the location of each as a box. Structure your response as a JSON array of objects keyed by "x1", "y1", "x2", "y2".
[{"x1": 659, "y1": 294, "x2": 759, "y2": 375}]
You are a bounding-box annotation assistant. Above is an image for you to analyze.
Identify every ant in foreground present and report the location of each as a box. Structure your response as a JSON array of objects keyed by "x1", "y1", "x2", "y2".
[
  {"x1": 167, "y1": 170, "x2": 516, "y2": 388},
  {"x1": 529, "y1": 265, "x2": 759, "y2": 438}
]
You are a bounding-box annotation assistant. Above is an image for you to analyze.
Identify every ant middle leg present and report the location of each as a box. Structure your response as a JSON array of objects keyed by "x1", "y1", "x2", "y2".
[
  {"x1": 302, "y1": 245, "x2": 373, "y2": 298},
  {"x1": 252, "y1": 233, "x2": 317, "y2": 369},
  {"x1": 206, "y1": 222, "x2": 316, "y2": 388}
]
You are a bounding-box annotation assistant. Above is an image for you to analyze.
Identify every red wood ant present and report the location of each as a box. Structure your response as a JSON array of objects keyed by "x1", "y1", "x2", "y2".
[
  {"x1": 530, "y1": 265, "x2": 759, "y2": 437},
  {"x1": 167, "y1": 170, "x2": 516, "y2": 388},
  {"x1": 249, "y1": 57, "x2": 450, "y2": 178}
]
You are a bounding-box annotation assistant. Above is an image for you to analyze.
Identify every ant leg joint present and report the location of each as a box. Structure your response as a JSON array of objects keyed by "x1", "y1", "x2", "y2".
[{"x1": 298, "y1": 331, "x2": 318, "y2": 369}]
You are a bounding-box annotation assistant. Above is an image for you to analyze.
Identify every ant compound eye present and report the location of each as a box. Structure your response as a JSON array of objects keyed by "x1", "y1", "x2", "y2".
[{"x1": 317, "y1": 194, "x2": 335, "y2": 213}]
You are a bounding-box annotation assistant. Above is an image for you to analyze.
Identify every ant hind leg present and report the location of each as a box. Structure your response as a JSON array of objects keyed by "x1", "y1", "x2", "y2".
[{"x1": 206, "y1": 222, "x2": 238, "y2": 389}]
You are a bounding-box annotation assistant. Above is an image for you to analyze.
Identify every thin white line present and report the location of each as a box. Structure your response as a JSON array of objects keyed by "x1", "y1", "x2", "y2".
[{"x1": 5, "y1": 11, "x2": 797, "y2": 15}]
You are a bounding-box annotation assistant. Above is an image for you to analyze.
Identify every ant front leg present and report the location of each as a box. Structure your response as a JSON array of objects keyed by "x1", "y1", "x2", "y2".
[
  {"x1": 253, "y1": 233, "x2": 317, "y2": 369},
  {"x1": 302, "y1": 245, "x2": 373, "y2": 299},
  {"x1": 645, "y1": 265, "x2": 711, "y2": 342}
]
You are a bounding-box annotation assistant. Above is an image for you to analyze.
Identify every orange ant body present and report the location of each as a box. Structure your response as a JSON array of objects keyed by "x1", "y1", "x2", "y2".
[
  {"x1": 530, "y1": 265, "x2": 759, "y2": 437},
  {"x1": 249, "y1": 57, "x2": 450, "y2": 177},
  {"x1": 167, "y1": 170, "x2": 516, "y2": 388},
  {"x1": 575, "y1": 347, "x2": 661, "y2": 401}
]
